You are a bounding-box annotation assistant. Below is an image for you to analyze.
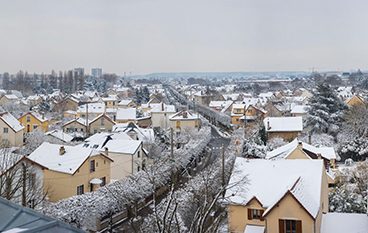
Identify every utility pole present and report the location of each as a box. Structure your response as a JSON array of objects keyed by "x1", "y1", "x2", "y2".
[
  {"x1": 221, "y1": 145, "x2": 225, "y2": 189},
  {"x1": 170, "y1": 127, "x2": 174, "y2": 159},
  {"x1": 86, "y1": 102, "x2": 89, "y2": 137}
]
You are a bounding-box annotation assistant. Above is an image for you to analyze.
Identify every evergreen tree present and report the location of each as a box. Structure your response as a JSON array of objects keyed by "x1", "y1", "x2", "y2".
[{"x1": 305, "y1": 82, "x2": 346, "y2": 135}]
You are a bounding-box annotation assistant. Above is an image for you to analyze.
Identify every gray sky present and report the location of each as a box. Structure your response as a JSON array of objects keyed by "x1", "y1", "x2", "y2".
[{"x1": 0, "y1": 0, "x2": 367, "y2": 74}]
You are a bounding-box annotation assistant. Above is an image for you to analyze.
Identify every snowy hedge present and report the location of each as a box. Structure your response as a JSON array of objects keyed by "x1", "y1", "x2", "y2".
[
  {"x1": 141, "y1": 129, "x2": 244, "y2": 232},
  {"x1": 42, "y1": 126, "x2": 211, "y2": 231}
]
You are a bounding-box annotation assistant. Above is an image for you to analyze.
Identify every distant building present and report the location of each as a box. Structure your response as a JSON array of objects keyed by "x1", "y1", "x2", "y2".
[
  {"x1": 74, "y1": 67, "x2": 84, "y2": 77},
  {"x1": 91, "y1": 68, "x2": 103, "y2": 78}
]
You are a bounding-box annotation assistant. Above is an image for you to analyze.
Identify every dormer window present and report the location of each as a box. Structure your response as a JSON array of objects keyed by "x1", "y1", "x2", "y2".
[{"x1": 247, "y1": 208, "x2": 264, "y2": 221}]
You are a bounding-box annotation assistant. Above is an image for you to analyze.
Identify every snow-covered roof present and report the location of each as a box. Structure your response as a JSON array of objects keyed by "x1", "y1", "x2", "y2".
[
  {"x1": 116, "y1": 108, "x2": 136, "y2": 120},
  {"x1": 20, "y1": 112, "x2": 48, "y2": 123},
  {"x1": 27, "y1": 142, "x2": 99, "y2": 174},
  {"x1": 169, "y1": 110, "x2": 199, "y2": 121},
  {"x1": 118, "y1": 99, "x2": 133, "y2": 106},
  {"x1": 0, "y1": 112, "x2": 24, "y2": 132},
  {"x1": 222, "y1": 94, "x2": 239, "y2": 101},
  {"x1": 264, "y1": 117, "x2": 303, "y2": 132},
  {"x1": 290, "y1": 105, "x2": 309, "y2": 114},
  {"x1": 321, "y1": 213, "x2": 368, "y2": 233},
  {"x1": 266, "y1": 138, "x2": 337, "y2": 160},
  {"x1": 81, "y1": 132, "x2": 141, "y2": 154},
  {"x1": 225, "y1": 158, "x2": 323, "y2": 219},
  {"x1": 150, "y1": 103, "x2": 176, "y2": 113},
  {"x1": 45, "y1": 130, "x2": 74, "y2": 143},
  {"x1": 77, "y1": 102, "x2": 105, "y2": 114},
  {"x1": 3, "y1": 94, "x2": 19, "y2": 100},
  {"x1": 63, "y1": 117, "x2": 87, "y2": 127},
  {"x1": 244, "y1": 225, "x2": 265, "y2": 233}
]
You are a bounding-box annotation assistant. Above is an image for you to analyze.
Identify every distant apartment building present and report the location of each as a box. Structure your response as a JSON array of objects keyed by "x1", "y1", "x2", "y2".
[
  {"x1": 91, "y1": 68, "x2": 102, "y2": 78},
  {"x1": 74, "y1": 67, "x2": 84, "y2": 77}
]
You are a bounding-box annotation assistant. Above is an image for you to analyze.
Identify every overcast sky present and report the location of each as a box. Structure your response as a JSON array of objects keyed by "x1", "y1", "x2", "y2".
[{"x1": 0, "y1": 0, "x2": 367, "y2": 74}]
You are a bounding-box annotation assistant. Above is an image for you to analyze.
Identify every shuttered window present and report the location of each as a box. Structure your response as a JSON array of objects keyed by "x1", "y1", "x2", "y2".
[
  {"x1": 247, "y1": 208, "x2": 264, "y2": 221},
  {"x1": 279, "y1": 219, "x2": 302, "y2": 233}
]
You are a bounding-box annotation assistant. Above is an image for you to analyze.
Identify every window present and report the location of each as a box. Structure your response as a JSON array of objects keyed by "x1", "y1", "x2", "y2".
[
  {"x1": 137, "y1": 151, "x2": 140, "y2": 158},
  {"x1": 101, "y1": 117, "x2": 105, "y2": 126},
  {"x1": 26, "y1": 116, "x2": 31, "y2": 122},
  {"x1": 77, "y1": 185, "x2": 84, "y2": 195},
  {"x1": 93, "y1": 144, "x2": 99, "y2": 149},
  {"x1": 90, "y1": 160, "x2": 95, "y2": 172},
  {"x1": 247, "y1": 208, "x2": 264, "y2": 220},
  {"x1": 101, "y1": 177, "x2": 106, "y2": 186},
  {"x1": 176, "y1": 121, "x2": 181, "y2": 129},
  {"x1": 33, "y1": 125, "x2": 38, "y2": 130},
  {"x1": 3, "y1": 128, "x2": 8, "y2": 133},
  {"x1": 279, "y1": 219, "x2": 302, "y2": 233}
]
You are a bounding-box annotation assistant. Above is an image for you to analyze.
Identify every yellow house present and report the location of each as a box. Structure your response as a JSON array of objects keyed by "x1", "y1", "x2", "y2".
[
  {"x1": 264, "y1": 117, "x2": 303, "y2": 141},
  {"x1": 169, "y1": 110, "x2": 201, "y2": 132},
  {"x1": 18, "y1": 112, "x2": 49, "y2": 133},
  {"x1": 231, "y1": 103, "x2": 245, "y2": 125},
  {"x1": 266, "y1": 138, "x2": 338, "y2": 185},
  {"x1": 345, "y1": 95, "x2": 365, "y2": 107},
  {"x1": 0, "y1": 112, "x2": 24, "y2": 147},
  {"x1": 102, "y1": 96, "x2": 119, "y2": 109},
  {"x1": 226, "y1": 159, "x2": 328, "y2": 233},
  {"x1": 27, "y1": 142, "x2": 113, "y2": 202},
  {"x1": 80, "y1": 132, "x2": 147, "y2": 180}
]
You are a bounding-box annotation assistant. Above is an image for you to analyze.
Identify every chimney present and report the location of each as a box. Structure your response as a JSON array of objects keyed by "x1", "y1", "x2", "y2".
[
  {"x1": 267, "y1": 120, "x2": 271, "y2": 130},
  {"x1": 308, "y1": 133, "x2": 312, "y2": 144},
  {"x1": 183, "y1": 111, "x2": 188, "y2": 118},
  {"x1": 161, "y1": 102, "x2": 164, "y2": 111},
  {"x1": 59, "y1": 146, "x2": 65, "y2": 155},
  {"x1": 105, "y1": 147, "x2": 109, "y2": 156}
]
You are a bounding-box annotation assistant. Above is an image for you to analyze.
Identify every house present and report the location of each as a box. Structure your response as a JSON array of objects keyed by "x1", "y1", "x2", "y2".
[
  {"x1": 0, "y1": 151, "x2": 45, "y2": 207},
  {"x1": 77, "y1": 102, "x2": 106, "y2": 120},
  {"x1": 0, "y1": 94, "x2": 19, "y2": 106},
  {"x1": 26, "y1": 95, "x2": 43, "y2": 107},
  {"x1": 118, "y1": 99, "x2": 136, "y2": 108},
  {"x1": 0, "y1": 112, "x2": 24, "y2": 147},
  {"x1": 209, "y1": 100, "x2": 233, "y2": 113},
  {"x1": 88, "y1": 113, "x2": 116, "y2": 135},
  {"x1": 264, "y1": 117, "x2": 303, "y2": 141},
  {"x1": 266, "y1": 139, "x2": 338, "y2": 185},
  {"x1": 45, "y1": 129, "x2": 74, "y2": 143},
  {"x1": 113, "y1": 122, "x2": 155, "y2": 148},
  {"x1": 18, "y1": 112, "x2": 49, "y2": 133},
  {"x1": 231, "y1": 103, "x2": 246, "y2": 125},
  {"x1": 80, "y1": 132, "x2": 146, "y2": 180},
  {"x1": 225, "y1": 159, "x2": 328, "y2": 233},
  {"x1": 102, "y1": 95, "x2": 119, "y2": 108},
  {"x1": 290, "y1": 105, "x2": 309, "y2": 117},
  {"x1": 345, "y1": 95, "x2": 365, "y2": 107},
  {"x1": 53, "y1": 96, "x2": 79, "y2": 113},
  {"x1": 116, "y1": 108, "x2": 136, "y2": 123},
  {"x1": 0, "y1": 196, "x2": 84, "y2": 232},
  {"x1": 62, "y1": 117, "x2": 88, "y2": 137},
  {"x1": 27, "y1": 142, "x2": 113, "y2": 202},
  {"x1": 151, "y1": 103, "x2": 176, "y2": 129},
  {"x1": 169, "y1": 110, "x2": 201, "y2": 132},
  {"x1": 320, "y1": 212, "x2": 368, "y2": 233},
  {"x1": 240, "y1": 105, "x2": 267, "y2": 124},
  {"x1": 194, "y1": 90, "x2": 212, "y2": 106}
]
